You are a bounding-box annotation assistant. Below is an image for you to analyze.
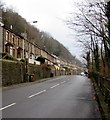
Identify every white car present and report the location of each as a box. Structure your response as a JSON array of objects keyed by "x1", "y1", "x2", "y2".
[{"x1": 80, "y1": 72, "x2": 85, "y2": 76}]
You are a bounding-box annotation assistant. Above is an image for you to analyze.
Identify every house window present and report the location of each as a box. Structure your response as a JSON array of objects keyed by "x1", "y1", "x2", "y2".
[
  {"x1": 16, "y1": 38, "x2": 18, "y2": 46},
  {"x1": 32, "y1": 54, "x2": 34, "y2": 60},
  {"x1": 28, "y1": 43, "x2": 29, "y2": 51},
  {"x1": 19, "y1": 40, "x2": 21, "y2": 47},
  {"x1": 30, "y1": 54, "x2": 32, "y2": 59},
  {"x1": 25, "y1": 42, "x2": 28, "y2": 51},
  {"x1": 31, "y1": 45, "x2": 32, "y2": 53},
  {"x1": 10, "y1": 46, "x2": 13, "y2": 56},
  {"x1": 18, "y1": 38, "x2": 20, "y2": 46},
  {"x1": 29, "y1": 44, "x2": 32, "y2": 53},
  {"x1": 26, "y1": 52, "x2": 28, "y2": 58},
  {"x1": 19, "y1": 39, "x2": 22, "y2": 47},
  {"x1": 6, "y1": 31, "x2": 9, "y2": 41},
  {"x1": 12, "y1": 35, "x2": 15, "y2": 44}
]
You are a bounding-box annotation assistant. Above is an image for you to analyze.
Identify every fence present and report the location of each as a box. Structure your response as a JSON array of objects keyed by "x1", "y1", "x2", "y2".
[{"x1": 91, "y1": 72, "x2": 110, "y2": 118}]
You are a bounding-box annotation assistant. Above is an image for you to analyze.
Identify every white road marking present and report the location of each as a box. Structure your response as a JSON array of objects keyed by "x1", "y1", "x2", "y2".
[
  {"x1": 61, "y1": 81, "x2": 66, "y2": 84},
  {"x1": 28, "y1": 90, "x2": 46, "y2": 98},
  {"x1": 0, "y1": 103, "x2": 16, "y2": 111},
  {"x1": 50, "y1": 84, "x2": 60, "y2": 89}
]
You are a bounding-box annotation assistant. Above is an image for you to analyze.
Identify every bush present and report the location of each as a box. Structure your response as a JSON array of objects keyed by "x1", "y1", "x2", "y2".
[
  {"x1": 0, "y1": 53, "x2": 7, "y2": 59},
  {"x1": 3, "y1": 54, "x2": 17, "y2": 61}
]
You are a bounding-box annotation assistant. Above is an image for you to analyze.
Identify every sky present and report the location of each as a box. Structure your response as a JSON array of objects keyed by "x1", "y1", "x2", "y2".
[{"x1": 1, "y1": 0, "x2": 85, "y2": 60}]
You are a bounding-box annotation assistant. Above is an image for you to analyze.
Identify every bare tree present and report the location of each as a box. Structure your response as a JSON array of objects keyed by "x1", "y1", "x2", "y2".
[{"x1": 67, "y1": 1, "x2": 110, "y2": 77}]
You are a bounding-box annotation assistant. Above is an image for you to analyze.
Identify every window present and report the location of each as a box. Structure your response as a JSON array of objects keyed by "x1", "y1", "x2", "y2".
[
  {"x1": 29, "y1": 44, "x2": 32, "y2": 53},
  {"x1": 28, "y1": 43, "x2": 29, "y2": 51},
  {"x1": 26, "y1": 52, "x2": 28, "y2": 58},
  {"x1": 19, "y1": 39, "x2": 21, "y2": 47},
  {"x1": 10, "y1": 47, "x2": 13, "y2": 56},
  {"x1": 18, "y1": 38, "x2": 20, "y2": 46},
  {"x1": 30, "y1": 54, "x2": 32, "y2": 59},
  {"x1": 12, "y1": 35, "x2": 15, "y2": 44},
  {"x1": 6, "y1": 31, "x2": 9, "y2": 41},
  {"x1": 19, "y1": 40, "x2": 21, "y2": 47},
  {"x1": 16, "y1": 38, "x2": 18, "y2": 46}
]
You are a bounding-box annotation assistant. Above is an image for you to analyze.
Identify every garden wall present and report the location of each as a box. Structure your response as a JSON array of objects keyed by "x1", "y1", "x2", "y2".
[
  {"x1": 2, "y1": 60, "x2": 25, "y2": 86},
  {"x1": 2, "y1": 60, "x2": 52, "y2": 86}
]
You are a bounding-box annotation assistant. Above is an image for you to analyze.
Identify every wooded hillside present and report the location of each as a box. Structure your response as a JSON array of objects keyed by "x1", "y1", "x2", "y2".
[{"x1": 1, "y1": 2, "x2": 82, "y2": 66}]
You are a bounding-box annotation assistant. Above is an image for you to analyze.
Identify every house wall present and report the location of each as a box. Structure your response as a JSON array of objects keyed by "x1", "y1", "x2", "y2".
[
  {"x1": 3, "y1": 28, "x2": 24, "y2": 59},
  {"x1": 41, "y1": 49, "x2": 47, "y2": 59}
]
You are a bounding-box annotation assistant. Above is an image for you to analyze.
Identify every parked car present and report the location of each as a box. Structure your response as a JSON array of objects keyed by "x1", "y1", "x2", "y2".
[
  {"x1": 80, "y1": 72, "x2": 85, "y2": 76},
  {"x1": 80, "y1": 72, "x2": 88, "y2": 76}
]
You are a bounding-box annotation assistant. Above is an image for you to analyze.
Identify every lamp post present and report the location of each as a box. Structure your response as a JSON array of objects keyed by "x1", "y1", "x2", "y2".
[
  {"x1": 24, "y1": 20, "x2": 38, "y2": 81},
  {"x1": 24, "y1": 20, "x2": 38, "y2": 58}
]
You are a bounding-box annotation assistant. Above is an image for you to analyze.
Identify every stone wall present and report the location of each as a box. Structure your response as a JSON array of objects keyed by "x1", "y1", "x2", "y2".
[
  {"x1": 28, "y1": 64, "x2": 51, "y2": 81},
  {"x1": 1, "y1": 59, "x2": 77, "y2": 86},
  {"x1": 2, "y1": 60, "x2": 25, "y2": 86},
  {"x1": 2, "y1": 60, "x2": 52, "y2": 86}
]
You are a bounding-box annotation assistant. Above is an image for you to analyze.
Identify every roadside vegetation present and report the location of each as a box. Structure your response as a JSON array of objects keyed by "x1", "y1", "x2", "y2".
[{"x1": 67, "y1": 1, "x2": 110, "y2": 118}]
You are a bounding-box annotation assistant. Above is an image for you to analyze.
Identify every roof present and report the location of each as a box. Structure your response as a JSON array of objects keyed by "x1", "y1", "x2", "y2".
[{"x1": 3, "y1": 25, "x2": 24, "y2": 39}]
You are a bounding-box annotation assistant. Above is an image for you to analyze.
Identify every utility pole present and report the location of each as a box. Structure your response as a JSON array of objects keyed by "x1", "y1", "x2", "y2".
[
  {"x1": 106, "y1": 1, "x2": 110, "y2": 38},
  {"x1": 0, "y1": 8, "x2": 3, "y2": 53},
  {"x1": 22, "y1": 21, "x2": 38, "y2": 81}
]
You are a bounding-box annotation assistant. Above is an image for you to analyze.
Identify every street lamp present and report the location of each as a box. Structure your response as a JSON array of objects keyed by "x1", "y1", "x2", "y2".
[
  {"x1": 31, "y1": 21, "x2": 38, "y2": 23},
  {"x1": 24, "y1": 20, "x2": 38, "y2": 81},
  {"x1": 24, "y1": 20, "x2": 38, "y2": 58}
]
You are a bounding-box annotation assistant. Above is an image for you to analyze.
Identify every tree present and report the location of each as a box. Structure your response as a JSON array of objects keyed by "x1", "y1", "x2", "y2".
[
  {"x1": 67, "y1": 1, "x2": 110, "y2": 77},
  {"x1": 106, "y1": 1, "x2": 110, "y2": 38}
]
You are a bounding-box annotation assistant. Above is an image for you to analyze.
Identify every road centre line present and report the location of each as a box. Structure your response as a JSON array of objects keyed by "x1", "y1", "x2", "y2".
[
  {"x1": 0, "y1": 103, "x2": 16, "y2": 111},
  {"x1": 28, "y1": 90, "x2": 46, "y2": 98},
  {"x1": 50, "y1": 84, "x2": 60, "y2": 89}
]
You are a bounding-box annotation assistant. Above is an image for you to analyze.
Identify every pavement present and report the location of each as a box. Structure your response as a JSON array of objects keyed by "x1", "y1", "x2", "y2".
[{"x1": 1, "y1": 75, "x2": 101, "y2": 118}]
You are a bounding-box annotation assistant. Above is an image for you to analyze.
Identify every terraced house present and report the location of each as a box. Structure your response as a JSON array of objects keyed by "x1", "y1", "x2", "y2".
[
  {"x1": 1, "y1": 25, "x2": 41, "y2": 65},
  {"x1": 2, "y1": 26, "x2": 24, "y2": 60},
  {"x1": 0, "y1": 21, "x2": 81, "y2": 75}
]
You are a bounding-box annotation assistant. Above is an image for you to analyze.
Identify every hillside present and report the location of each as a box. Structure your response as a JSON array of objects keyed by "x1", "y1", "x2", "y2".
[{"x1": 1, "y1": 3, "x2": 82, "y2": 66}]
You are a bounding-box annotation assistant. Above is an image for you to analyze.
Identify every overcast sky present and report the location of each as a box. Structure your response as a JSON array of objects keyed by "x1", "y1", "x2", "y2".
[{"x1": 2, "y1": 0, "x2": 85, "y2": 60}]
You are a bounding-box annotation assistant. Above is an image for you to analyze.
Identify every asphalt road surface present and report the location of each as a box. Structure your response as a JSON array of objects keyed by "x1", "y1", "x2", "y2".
[{"x1": 1, "y1": 75, "x2": 101, "y2": 118}]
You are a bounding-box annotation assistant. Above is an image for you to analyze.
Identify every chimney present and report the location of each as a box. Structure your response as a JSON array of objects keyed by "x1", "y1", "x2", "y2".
[{"x1": 10, "y1": 25, "x2": 13, "y2": 29}]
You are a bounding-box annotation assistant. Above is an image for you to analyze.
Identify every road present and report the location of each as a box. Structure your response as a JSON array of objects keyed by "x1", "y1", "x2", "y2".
[{"x1": 1, "y1": 75, "x2": 101, "y2": 118}]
